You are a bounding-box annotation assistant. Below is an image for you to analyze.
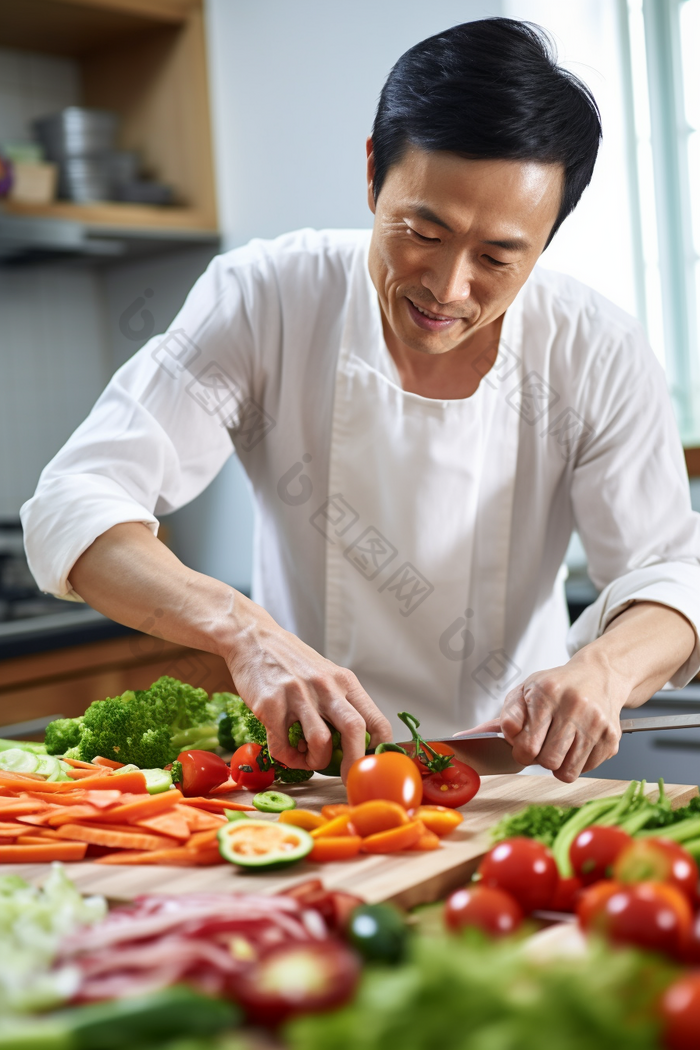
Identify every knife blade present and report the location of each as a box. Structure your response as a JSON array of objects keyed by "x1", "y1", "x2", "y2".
[{"x1": 398, "y1": 712, "x2": 700, "y2": 776}]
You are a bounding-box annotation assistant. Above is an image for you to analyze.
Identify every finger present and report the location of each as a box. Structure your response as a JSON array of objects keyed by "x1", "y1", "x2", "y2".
[
  {"x1": 535, "y1": 716, "x2": 578, "y2": 773},
  {"x1": 294, "y1": 701, "x2": 334, "y2": 771},
  {"x1": 580, "y1": 731, "x2": 621, "y2": 775},
  {"x1": 508, "y1": 683, "x2": 558, "y2": 765},
  {"x1": 343, "y1": 675, "x2": 393, "y2": 748},
  {"x1": 325, "y1": 698, "x2": 372, "y2": 782},
  {"x1": 499, "y1": 684, "x2": 526, "y2": 742},
  {"x1": 261, "y1": 694, "x2": 314, "y2": 770}
]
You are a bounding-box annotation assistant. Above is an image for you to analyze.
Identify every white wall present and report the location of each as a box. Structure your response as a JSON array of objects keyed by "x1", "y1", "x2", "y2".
[{"x1": 205, "y1": 0, "x2": 503, "y2": 248}]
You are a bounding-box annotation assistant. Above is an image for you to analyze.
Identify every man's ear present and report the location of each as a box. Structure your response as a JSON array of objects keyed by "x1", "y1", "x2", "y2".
[{"x1": 366, "y1": 136, "x2": 376, "y2": 215}]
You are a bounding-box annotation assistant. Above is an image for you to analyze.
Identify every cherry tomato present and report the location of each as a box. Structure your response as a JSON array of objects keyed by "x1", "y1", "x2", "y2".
[
  {"x1": 176, "y1": 749, "x2": 230, "y2": 797},
  {"x1": 445, "y1": 884, "x2": 523, "y2": 937},
  {"x1": 346, "y1": 753, "x2": 423, "y2": 810},
  {"x1": 548, "y1": 876, "x2": 584, "y2": 914},
  {"x1": 581, "y1": 880, "x2": 692, "y2": 958},
  {"x1": 576, "y1": 879, "x2": 622, "y2": 931},
  {"x1": 613, "y1": 837, "x2": 699, "y2": 905},
  {"x1": 422, "y1": 760, "x2": 480, "y2": 808},
  {"x1": 680, "y1": 911, "x2": 700, "y2": 966},
  {"x1": 569, "y1": 825, "x2": 633, "y2": 885},
  {"x1": 230, "y1": 742, "x2": 275, "y2": 792},
  {"x1": 477, "y1": 837, "x2": 558, "y2": 913},
  {"x1": 233, "y1": 940, "x2": 361, "y2": 1026},
  {"x1": 405, "y1": 741, "x2": 456, "y2": 777},
  {"x1": 660, "y1": 972, "x2": 700, "y2": 1050}
]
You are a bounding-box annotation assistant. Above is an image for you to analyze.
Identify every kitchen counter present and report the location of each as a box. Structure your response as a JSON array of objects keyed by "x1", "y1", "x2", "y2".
[{"x1": 0, "y1": 606, "x2": 134, "y2": 661}]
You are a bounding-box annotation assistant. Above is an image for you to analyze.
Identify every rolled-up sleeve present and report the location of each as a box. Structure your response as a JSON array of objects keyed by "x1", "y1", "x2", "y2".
[
  {"x1": 20, "y1": 250, "x2": 263, "y2": 599},
  {"x1": 567, "y1": 327, "x2": 700, "y2": 686}
]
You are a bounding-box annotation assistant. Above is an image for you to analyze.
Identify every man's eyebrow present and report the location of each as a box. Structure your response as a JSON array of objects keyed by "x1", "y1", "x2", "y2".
[
  {"x1": 411, "y1": 204, "x2": 453, "y2": 231},
  {"x1": 483, "y1": 237, "x2": 530, "y2": 252}
]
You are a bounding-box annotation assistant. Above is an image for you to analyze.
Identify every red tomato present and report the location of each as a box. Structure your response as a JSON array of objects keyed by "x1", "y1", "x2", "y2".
[
  {"x1": 661, "y1": 972, "x2": 700, "y2": 1050},
  {"x1": 230, "y1": 742, "x2": 275, "y2": 791},
  {"x1": 176, "y1": 749, "x2": 230, "y2": 797},
  {"x1": 233, "y1": 940, "x2": 361, "y2": 1026},
  {"x1": 613, "y1": 837, "x2": 699, "y2": 904},
  {"x1": 577, "y1": 879, "x2": 622, "y2": 931},
  {"x1": 477, "y1": 838, "x2": 558, "y2": 914},
  {"x1": 569, "y1": 825, "x2": 633, "y2": 885},
  {"x1": 548, "y1": 876, "x2": 584, "y2": 914},
  {"x1": 445, "y1": 884, "x2": 523, "y2": 937},
  {"x1": 346, "y1": 753, "x2": 423, "y2": 810},
  {"x1": 581, "y1": 880, "x2": 692, "y2": 957},
  {"x1": 422, "y1": 760, "x2": 480, "y2": 808},
  {"x1": 406, "y1": 741, "x2": 456, "y2": 777},
  {"x1": 681, "y1": 912, "x2": 700, "y2": 966}
]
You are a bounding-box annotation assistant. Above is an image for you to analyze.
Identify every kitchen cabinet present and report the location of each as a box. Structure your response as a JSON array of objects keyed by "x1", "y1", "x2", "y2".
[
  {"x1": 0, "y1": 633, "x2": 234, "y2": 735},
  {"x1": 0, "y1": 0, "x2": 218, "y2": 259}
]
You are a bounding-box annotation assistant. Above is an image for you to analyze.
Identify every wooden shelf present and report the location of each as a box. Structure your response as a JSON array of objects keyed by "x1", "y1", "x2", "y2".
[
  {"x1": 0, "y1": 0, "x2": 218, "y2": 241},
  {"x1": 2, "y1": 199, "x2": 216, "y2": 233},
  {"x1": 685, "y1": 447, "x2": 700, "y2": 478}
]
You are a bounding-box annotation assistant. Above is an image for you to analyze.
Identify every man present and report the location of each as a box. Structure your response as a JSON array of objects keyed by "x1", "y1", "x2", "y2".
[{"x1": 22, "y1": 19, "x2": 700, "y2": 783}]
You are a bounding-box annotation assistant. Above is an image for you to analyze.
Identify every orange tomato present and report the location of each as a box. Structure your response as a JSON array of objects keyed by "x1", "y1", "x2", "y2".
[
  {"x1": 310, "y1": 836, "x2": 362, "y2": 862},
  {"x1": 415, "y1": 805, "x2": 464, "y2": 837},
  {"x1": 361, "y1": 819, "x2": 425, "y2": 854},
  {"x1": 348, "y1": 800, "x2": 408, "y2": 838},
  {"x1": 346, "y1": 753, "x2": 423, "y2": 810}
]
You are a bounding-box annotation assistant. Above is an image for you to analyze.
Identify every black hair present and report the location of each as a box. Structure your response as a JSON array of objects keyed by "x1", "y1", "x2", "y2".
[{"x1": 371, "y1": 18, "x2": 602, "y2": 245}]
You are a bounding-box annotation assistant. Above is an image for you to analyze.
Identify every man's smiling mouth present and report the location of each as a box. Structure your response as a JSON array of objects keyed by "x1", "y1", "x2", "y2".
[{"x1": 406, "y1": 297, "x2": 461, "y2": 323}]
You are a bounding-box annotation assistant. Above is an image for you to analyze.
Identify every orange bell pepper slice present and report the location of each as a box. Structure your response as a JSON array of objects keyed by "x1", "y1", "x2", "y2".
[
  {"x1": 409, "y1": 828, "x2": 441, "y2": 851},
  {"x1": 310, "y1": 812, "x2": 353, "y2": 838},
  {"x1": 278, "y1": 809, "x2": 327, "y2": 831},
  {"x1": 310, "y1": 835, "x2": 362, "y2": 862},
  {"x1": 415, "y1": 805, "x2": 464, "y2": 837},
  {"x1": 348, "y1": 800, "x2": 408, "y2": 838},
  {"x1": 361, "y1": 819, "x2": 425, "y2": 854},
  {"x1": 321, "y1": 804, "x2": 351, "y2": 821}
]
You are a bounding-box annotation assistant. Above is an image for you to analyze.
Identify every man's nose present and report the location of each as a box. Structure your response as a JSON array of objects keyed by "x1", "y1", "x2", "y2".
[{"x1": 421, "y1": 250, "x2": 473, "y2": 305}]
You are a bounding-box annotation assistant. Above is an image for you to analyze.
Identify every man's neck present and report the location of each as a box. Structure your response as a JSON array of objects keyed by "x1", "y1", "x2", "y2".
[{"x1": 381, "y1": 313, "x2": 505, "y2": 400}]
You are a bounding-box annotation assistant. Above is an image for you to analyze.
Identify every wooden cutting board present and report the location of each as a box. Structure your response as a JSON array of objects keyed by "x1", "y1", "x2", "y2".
[{"x1": 4, "y1": 775, "x2": 697, "y2": 910}]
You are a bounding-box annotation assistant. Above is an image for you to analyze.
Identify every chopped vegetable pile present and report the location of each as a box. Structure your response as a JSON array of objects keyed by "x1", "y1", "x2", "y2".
[{"x1": 44, "y1": 677, "x2": 228, "y2": 767}]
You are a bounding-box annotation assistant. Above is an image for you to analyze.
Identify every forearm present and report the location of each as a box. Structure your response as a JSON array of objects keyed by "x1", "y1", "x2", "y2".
[
  {"x1": 571, "y1": 601, "x2": 696, "y2": 708},
  {"x1": 69, "y1": 521, "x2": 258, "y2": 661}
]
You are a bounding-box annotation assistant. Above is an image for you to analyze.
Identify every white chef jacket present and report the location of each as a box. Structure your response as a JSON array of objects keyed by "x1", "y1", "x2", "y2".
[{"x1": 21, "y1": 229, "x2": 700, "y2": 736}]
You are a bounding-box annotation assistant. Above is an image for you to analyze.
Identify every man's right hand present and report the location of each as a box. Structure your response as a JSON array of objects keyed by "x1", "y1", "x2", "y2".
[
  {"x1": 224, "y1": 606, "x2": 391, "y2": 779},
  {"x1": 69, "y1": 522, "x2": 392, "y2": 781}
]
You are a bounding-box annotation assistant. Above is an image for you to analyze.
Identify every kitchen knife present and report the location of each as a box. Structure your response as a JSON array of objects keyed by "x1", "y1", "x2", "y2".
[{"x1": 398, "y1": 712, "x2": 700, "y2": 776}]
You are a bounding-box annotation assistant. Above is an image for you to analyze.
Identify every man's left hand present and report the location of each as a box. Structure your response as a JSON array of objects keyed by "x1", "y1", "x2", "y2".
[{"x1": 495, "y1": 602, "x2": 696, "y2": 782}]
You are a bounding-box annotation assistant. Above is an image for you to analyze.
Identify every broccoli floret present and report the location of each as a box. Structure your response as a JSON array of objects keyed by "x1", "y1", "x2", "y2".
[
  {"x1": 274, "y1": 764, "x2": 314, "y2": 784},
  {"x1": 288, "y1": 721, "x2": 304, "y2": 748},
  {"x1": 44, "y1": 717, "x2": 84, "y2": 756},
  {"x1": 170, "y1": 760, "x2": 183, "y2": 785},
  {"x1": 244, "y1": 710, "x2": 268, "y2": 747},
  {"x1": 217, "y1": 694, "x2": 255, "y2": 751}
]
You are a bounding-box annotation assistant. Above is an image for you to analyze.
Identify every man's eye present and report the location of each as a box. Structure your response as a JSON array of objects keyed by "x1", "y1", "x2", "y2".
[
  {"x1": 407, "y1": 227, "x2": 439, "y2": 242},
  {"x1": 484, "y1": 255, "x2": 507, "y2": 267}
]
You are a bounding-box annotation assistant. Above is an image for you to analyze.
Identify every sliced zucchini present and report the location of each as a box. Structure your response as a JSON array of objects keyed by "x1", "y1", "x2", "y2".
[
  {"x1": 253, "y1": 790, "x2": 296, "y2": 813},
  {"x1": 218, "y1": 819, "x2": 313, "y2": 870},
  {"x1": 140, "y1": 768, "x2": 173, "y2": 794}
]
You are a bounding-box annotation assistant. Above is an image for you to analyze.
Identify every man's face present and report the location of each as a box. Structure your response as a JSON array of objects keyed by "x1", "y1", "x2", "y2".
[{"x1": 367, "y1": 144, "x2": 563, "y2": 356}]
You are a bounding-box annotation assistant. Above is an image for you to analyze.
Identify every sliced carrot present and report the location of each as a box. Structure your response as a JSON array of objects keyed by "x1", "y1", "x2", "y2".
[
  {"x1": 136, "y1": 810, "x2": 191, "y2": 841},
  {"x1": 46, "y1": 806, "x2": 103, "y2": 826},
  {"x1": 178, "y1": 797, "x2": 255, "y2": 813},
  {"x1": 98, "y1": 789, "x2": 183, "y2": 824},
  {"x1": 83, "y1": 790, "x2": 124, "y2": 809},
  {"x1": 186, "y1": 828, "x2": 220, "y2": 851},
  {"x1": 62, "y1": 758, "x2": 100, "y2": 770},
  {"x1": 79, "y1": 771, "x2": 146, "y2": 793},
  {"x1": 310, "y1": 836, "x2": 362, "y2": 862},
  {"x1": 16, "y1": 835, "x2": 65, "y2": 846},
  {"x1": 206, "y1": 779, "x2": 243, "y2": 796},
  {"x1": 67, "y1": 768, "x2": 109, "y2": 780},
  {"x1": 174, "y1": 805, "x2": 225, "y2": 831},
  {"x1": 348, "y1": 800, "x2": 408, "y2": 838},
  {"x1": 0, "y1": 842, "x2": 88, "y2": 862},
  {"x1": 91, "y1": 756, "x2": 125, "y2": 769},
  {"x1": 414, "y1": 806, "x2": 464, "y2": 837},
  {"x1": 321, "y1": 804, "x2": 352, "y2": 821},
  {"x1": 0, "y1": 824, "x2": 32, "y2": 837},
  {"x1": 408, "y1": 829, "x2": 441, "y2": 851},
  {"x1": 278, "y1": 809, "x2": 326, "y2": 831},
  {"x1": 95, "y1": 846, "x2": 223, "y2": 866},
  {"x1": 310, "y1": 813, "x2": 353, "y2": 839},
  {"x1": 0, "y1": 800, "x2": 48, "y2": 816},
  {"x1": 56, "y1": 824, "x2": 178, "y2": 851},
  {"x1": 361, "y1": 820, "x2": 425, "y2": 854}
]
